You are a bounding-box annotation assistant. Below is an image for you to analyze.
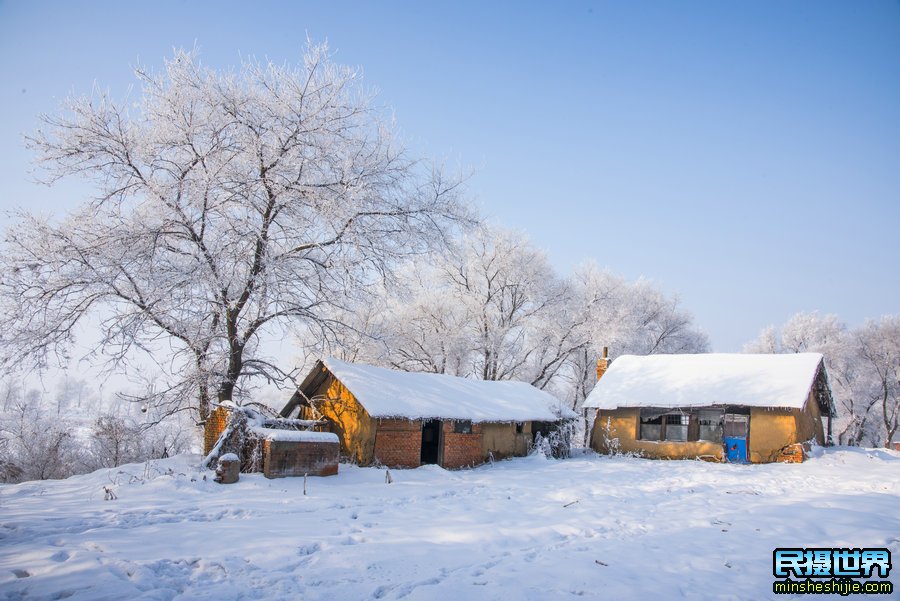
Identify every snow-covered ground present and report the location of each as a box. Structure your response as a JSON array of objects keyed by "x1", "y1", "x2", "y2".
[{"x1": 1, "y1": 448, "x2": 897, "y2": 600}]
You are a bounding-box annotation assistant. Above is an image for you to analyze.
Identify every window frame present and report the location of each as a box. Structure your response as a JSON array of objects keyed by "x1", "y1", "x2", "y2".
[
  {"x1": 663, "y1": 413, "x2": 689, "y2": 441},
  {"x1": 638, "y1": 413, "x2": 664, "y2": 441},
  {"x1": 637, "y1": 408, "x2": 725, "y2": 443},
  {"x1": 453, "y1": 419, "x2": 473, "y2": 434},
  {"x1": 697, "y1": 410, "x2": 725, "y2": 442}
]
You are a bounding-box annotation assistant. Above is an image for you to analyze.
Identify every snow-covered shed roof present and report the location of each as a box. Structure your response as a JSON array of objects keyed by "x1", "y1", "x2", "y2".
[
  {"x1": 286, "y1": 357, "x2": 575, "y2": 423},
  {"x1": 249, "y1": 427, "x2": 339, "y2": 444},
  {"x1": 583, "y1": 353, "x2": 834, "y2": 415}
]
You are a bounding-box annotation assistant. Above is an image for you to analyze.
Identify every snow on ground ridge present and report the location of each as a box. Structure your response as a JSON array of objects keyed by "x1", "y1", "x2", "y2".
[{"x1": 0, "y1": 448, "x2": 898, "y2": 600}]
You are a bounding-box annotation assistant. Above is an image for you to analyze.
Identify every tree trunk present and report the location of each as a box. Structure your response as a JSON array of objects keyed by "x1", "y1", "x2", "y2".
[{"x1": 217, "y1": 336, "x2": 244, "y2": 406}]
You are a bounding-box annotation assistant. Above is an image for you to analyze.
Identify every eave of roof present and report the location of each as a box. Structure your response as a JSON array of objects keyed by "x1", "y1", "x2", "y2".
[
  {"x1": 287, "y1": 357, "x2": 574, "y2": 423},
  {"x1": 583, "y1": 353, "x2": 833, "y2": 415}
]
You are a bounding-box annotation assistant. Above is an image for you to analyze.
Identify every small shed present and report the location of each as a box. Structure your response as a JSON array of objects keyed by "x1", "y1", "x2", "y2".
[
  {"x1": 280, "y1": 358, "x2": 575, "y2": 469},
  {"x1": 583, "y1": 353, "x2": 836, "y2": 463},
  {"x1": 204, "y1": 403, "x2": 340, "y2": 478},
  {"x1": 251, "y1": 427, "x2": 340, "y2": 478}
]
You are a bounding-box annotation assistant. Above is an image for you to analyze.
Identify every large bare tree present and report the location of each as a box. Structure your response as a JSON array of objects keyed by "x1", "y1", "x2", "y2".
[{"x1": 0, "y1": 44, "x2": 470, "y2": 421}]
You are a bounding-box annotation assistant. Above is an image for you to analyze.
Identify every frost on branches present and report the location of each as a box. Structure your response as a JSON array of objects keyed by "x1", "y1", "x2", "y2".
[
  {"x1": 745, "y1": 312, "x2": 900, "y2": 448},
  {"x1": 337, "y1": 226, "x2": 583, "y2": 389},
  {"x1": 322, "y1": 226, "x2": 708, "y2": 410},
  {"x1": 0, "y1": 43, "x2": 471, "y2": 422}
]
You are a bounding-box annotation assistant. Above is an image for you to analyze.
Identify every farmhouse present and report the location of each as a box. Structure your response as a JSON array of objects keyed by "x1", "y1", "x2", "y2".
[
  {"x1": 584, "y1": 352, "x2": 836, "y2": 463},
  {"x1": 280, "y1": 357, "x2": 574, "y2": 468}
]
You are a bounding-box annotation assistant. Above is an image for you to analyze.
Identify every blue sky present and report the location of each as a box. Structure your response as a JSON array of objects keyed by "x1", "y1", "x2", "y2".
[{"x1": 1, "y1": 0, "x2": 898, "y2": 351}]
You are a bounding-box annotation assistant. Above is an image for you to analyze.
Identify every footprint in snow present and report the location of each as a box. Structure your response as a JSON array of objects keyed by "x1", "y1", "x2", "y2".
[
  {"x1": 341, "y1": 535, "x2": 368, "y2": 545},
  {"x1": 297, "y1": 543, "x2": 320, "y2": 556},
  {"x1": 50, "y1": 550, "x2": 70, "y2": 562}
]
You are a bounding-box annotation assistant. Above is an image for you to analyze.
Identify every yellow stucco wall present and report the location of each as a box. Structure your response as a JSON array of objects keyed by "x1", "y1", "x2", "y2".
[
  {"x1": 591, "y1": 398, "x2": 826, "y2": 463},
  {"x1": 747, "y1": 409, "x2": 796, "y2": 463},
  {"x1": 481, "y1": 422, "x2": 531, "y2": 459},
  {"x1": 748, "y1": 393, "x2": 825, "y2": 463},
  {"x1": 310, "y1": 377, "x2": 377, "y2": 465},
  {"x1": 800, "y1": 390, "x2": 826, "y2": 443},
  {"x1": 590, "y1": 408, "x2": 724, "y2": 460}
]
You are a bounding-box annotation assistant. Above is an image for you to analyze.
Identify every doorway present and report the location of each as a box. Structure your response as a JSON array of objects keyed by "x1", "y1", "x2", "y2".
[
  {"x1": 421, "y1": 419, "x2": 442, "y2": 465},
  {"x1": 723, "y1": 413, "x2": 749, "y2": 463}
]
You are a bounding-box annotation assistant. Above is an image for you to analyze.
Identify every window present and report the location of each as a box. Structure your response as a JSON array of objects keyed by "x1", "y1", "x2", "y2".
[
  {"x1": 724, "y1": 413, "x2": 749, "y2": 437},
  {"x1": 664, "y1": 414, "x2": 689, "y2": 441},
  {"x1": 638, "y1": 409, "x2": 726, "y2": 443},
  {"x1": 453, "y1": 420, "x2": 473, "y2": 434},
  {"x1": 698, "y1": 410, "x2": 724, "y2": 441},
  {"x1": 639, "y1": 414, "x2": 663, "y2": 441},
  {"x1": 515, "y1": 422, "x2": 524, "y2": 434}
]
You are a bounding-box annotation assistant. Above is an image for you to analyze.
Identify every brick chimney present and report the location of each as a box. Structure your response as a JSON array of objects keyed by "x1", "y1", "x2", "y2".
[{"x1": 596, "y1": 346, "x2": 610, "y2": 381}]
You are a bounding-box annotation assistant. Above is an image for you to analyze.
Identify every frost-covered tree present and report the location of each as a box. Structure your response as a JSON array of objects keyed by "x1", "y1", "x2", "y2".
[
  {"x1": 744, "y1": 312, "x2": 857, "y2": 444},
  {"x1": 335, "y1": 227, "x2": 581, "y2": 390},
  {"x1": 854, "y1": 317, "x2": 900, "y2": 448},
  {"x1": 54, "y1": 375, "x2": 96, "y2": 416},
  {"x1": 0, "y1": 401, "x2": 82, "y2": 482},
  {"x1": 329, "y1": 238, "x2": 707, "y2": 407},
  {"x1": 439, "y1": 227, "x2": 581, "y2": 386},
  {"x1": 567, "y1": 264, "x2": 709, "y2": 406},
  {"x1": 572, "y1": 264, "x2": 709, "y2": 358},
  {"x1": 86, "y1": 414, "x2": 146, "y2": 469},
  {"x1": 81, "y1": 407, "x2": 191, "y2": 471},
  {"x1": 0, "y1": 43, "x2": 470, "y2": 422},
  {"x1": 744, "y1": 312, "x2": 900, "y2": 447}
]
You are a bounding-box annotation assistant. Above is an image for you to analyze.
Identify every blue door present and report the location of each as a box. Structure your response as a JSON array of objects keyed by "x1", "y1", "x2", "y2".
[
  {"x1": 724, "y1": 414, "x2": 749, "y2": 463},
  {"x1": 724, "y1": 436, "x2": 748, "y2": 463}
]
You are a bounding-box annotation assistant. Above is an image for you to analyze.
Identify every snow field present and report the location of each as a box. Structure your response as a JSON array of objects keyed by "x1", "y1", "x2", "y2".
[{"x1": 0, "y1": 447, "x2": 898, "y2": 600}]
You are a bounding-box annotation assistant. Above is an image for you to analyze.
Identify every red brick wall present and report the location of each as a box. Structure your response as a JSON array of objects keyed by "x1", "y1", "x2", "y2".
[
  {"x1": 372, "y1": 419, "x2": 487, "y2": 469},
  {"x1": 263, "y1": 439, "x2": 339, "y2": 478},
  {"x1": 442, "y1": 421, "x2": 484, "y2": 469},
  {"x1": 203, "y1": 406, "x2": 231, "y2": 455},
  {"x1": 374, "y1": 419, "x2": 422, "y2": 468}
]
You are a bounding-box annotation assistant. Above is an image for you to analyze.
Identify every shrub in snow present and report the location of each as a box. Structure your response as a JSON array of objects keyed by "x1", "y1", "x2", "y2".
[
  {"x1": 531, "y1": 419, "x2": 576, "y2": 459},
  {"x1": 0, "y1": 393, "x2": 195, "y2": 484},
  {"x1": 0, "y1": 458, "x2": 23, "y2": 482},
  {"x1": 597, "y1": 416, "x2": 622, "y2": 456},
  {"x1": 85, "y1": 415, "x2": 146, "y2": 470},
  {"x1": 531, "y1": 433, "x2": 552, "y2": 458},
  {"x1": 0, "y1": 402, "x2": 83, "y2": 482}
]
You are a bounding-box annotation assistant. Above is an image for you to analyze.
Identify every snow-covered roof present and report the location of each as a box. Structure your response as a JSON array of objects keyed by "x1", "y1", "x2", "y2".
[
  {"x1": 583, "y1": 353, "x2": 827, "y2": 411},
  {"x1": 309, "y1": 357, "x2": 574, "y2": 423}
]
